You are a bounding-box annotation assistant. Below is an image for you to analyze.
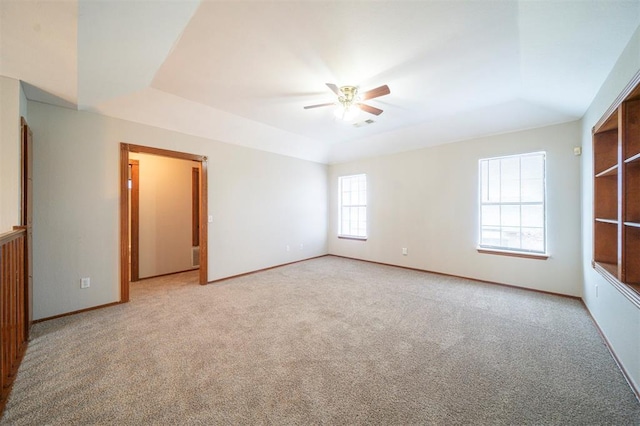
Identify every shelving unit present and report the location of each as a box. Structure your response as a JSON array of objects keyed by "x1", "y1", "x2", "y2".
[{"x1": 593, "y1": 79, "x2": 640, "y2": 305}]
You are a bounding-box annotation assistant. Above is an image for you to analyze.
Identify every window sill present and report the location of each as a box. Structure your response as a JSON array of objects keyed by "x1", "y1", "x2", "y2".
[
  {"x1": 338, "y1": 236, "x2": 368, "y2": 241},
  {"x1": 477, "y1": 248, "x2": 549, "y2": 260}
]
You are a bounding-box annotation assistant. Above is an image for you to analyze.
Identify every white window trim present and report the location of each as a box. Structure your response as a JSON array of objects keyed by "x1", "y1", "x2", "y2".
[
  {"x1": 338, "y1": 174, "x2": 368, "y2": 240},
  {"x1": 477, "y1": 151, "x2": 548, "y2": 259}
]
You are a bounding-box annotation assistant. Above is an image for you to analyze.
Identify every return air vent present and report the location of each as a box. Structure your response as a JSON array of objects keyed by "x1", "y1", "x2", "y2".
[
  {"x1": 192, "y1": 246, "x2": 200, "y2": 267},
  {"x1": 352, "y1": 119, "x2": 376, "y2": 128}
]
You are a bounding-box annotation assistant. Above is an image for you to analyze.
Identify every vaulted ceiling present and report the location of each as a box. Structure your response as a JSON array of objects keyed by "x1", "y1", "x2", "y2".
[{"x1": 2, "y1": 1, "x2": 639, "y2": 164}]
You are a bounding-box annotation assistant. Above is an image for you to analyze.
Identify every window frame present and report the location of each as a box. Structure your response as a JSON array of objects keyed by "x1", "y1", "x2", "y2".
[
  {"x1": 477, "y1": 151, "x2": 548, "y2": 260},
  {"x1": 338, "y1": 174, "x2": 368, "y2": 240}
]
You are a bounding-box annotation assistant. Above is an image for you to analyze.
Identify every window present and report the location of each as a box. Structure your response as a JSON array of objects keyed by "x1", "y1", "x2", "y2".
[
  {"x1": 339, "y1": 174, "x2": 367, "y2": 239},
  {"x1": 479, "y1": 152, "x2": 546, "y2": 255}
]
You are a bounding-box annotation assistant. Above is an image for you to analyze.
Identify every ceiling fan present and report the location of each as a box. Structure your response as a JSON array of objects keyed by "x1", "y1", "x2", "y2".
[{"x1": 303, "y1": 83, "x2": 391, "y2": 118}]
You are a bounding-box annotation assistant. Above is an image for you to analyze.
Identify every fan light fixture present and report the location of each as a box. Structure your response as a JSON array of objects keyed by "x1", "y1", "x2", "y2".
[
  {"x1": 333, "y1": 86, "x2": 360, "y2": 121},
  {"x1": 303, "y1": 83, "x2": 390, "y2": 119}
]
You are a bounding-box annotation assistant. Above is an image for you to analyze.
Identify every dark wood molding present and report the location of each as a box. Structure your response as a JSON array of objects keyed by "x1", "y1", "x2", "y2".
[
  {"x1": 592, "y1": 261, "x2": 640, "y2": 309},
  {"x1": 593, "y1": 68, "x2": 640, "y2": 133},
  {"x1": 592, "y1": 74, "x2": 640, "y2": 308},
  {"x1": 199, "y1": 158, "x2": 208, "y2": 285},
  {"x1": 477, "y1": 248, "x2": 549, "y2": 260},
  {"x1": 32, "y1": 301, "x2": 123, "y2": 324},
  {"x1": 582, "y1": 298, "x2": 640, "y2": 402},
  {"x1": 120, "y1": 143, "x2": 209, "y2": 301},
  {"x1": 119, "y1": 145, "x2": 130, "y2": 302},
  {"x1": 20, "y1": 117, "x2": 33, "y2": 337},
  {"x1": 0, "y1": 228, "x2": 29, "y2": 414},
  {"x1": 209, "y1": 255, "x2": 329, "y2": 284},
  {"x1": 329, "y1": 254, "x2": 581, "y2": 300},
  {"x1": 123, "y1": 143, "x2": 206, "y2": 162},
  {"x1": 129, "y1": 160, "x2": 139, "y2": 282},
  {"x1": 0, "y1": 228, "x2": 25, "y2": 245},
  {"x1": 192, "y1": 167, "x2": 200, "y2": 247},
  {"x1": 137, "y1": 268, "x2": 200, "y2": 282}
]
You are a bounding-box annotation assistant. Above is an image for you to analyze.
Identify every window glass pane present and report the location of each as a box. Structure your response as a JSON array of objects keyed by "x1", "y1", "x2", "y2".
[
  {"x1": 522, "y1": 204, "x2": 544, "y2": 228},
  {"x1": 481, "y1": 205, "x2": 500, "y2": 226},
  {"x1": 501, "y1": 205, "x2": 520, "y2": 227},
  {"x1": 501, "y1": 227, "x2": 521, "y2": 249},
  {"x1": 521, "y1": 155, "x2": 543, "y2": 179},
  {"x1": 500, "y1": 157, "x2": 520, "y2": 202},
  {"x1": 480, "y1": 160, "x2": 489, "y2": 202},
  {"x1": 501, "y1": 179, "x2": 520, "y2": 202},
  {"x1": 481, "y1": 226, "x2": 501, "y2": 246},
  {"x1": 522, "y1": 227, "x2": 544, "y2": 252},
  {"x1": 342, "y1": 207, "x2": 350, "y2": 224},
  {"x1": 487, "y1": 160, "x2": 500, "y2": 202},
  {"x1": 342, "y1": 191, "x2": 350, "y2": 206},
  {"x1": 521, "y1": 178, "x2": 543, "y2": 202}
]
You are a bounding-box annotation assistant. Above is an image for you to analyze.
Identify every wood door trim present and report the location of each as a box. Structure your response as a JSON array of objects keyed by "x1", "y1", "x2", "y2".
[
  {"x1": 120, "y1": 146, "x2": 130, "y2": 302},
  {"x1": 192, "y1": 167, "x2": 200, "y2": 247},
  {"x1": 200, "y1": 158, "x2": 208, "y2": 286},
  {"x1": 119, "y1": 144, "x2": 209, "y2": 302},
  {"x1": 129, "y1": 160, "x2": 139, "y2": 282},
  {"x1": 20, "y1": 117, "x2": 33, "y2": 335}
]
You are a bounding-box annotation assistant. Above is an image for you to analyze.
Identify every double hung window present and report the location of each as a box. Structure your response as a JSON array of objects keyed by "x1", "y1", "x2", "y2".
[
  {"x1": 338, "y1": 174, "x2": 367, "y2": 239},
  {"x1": 479, "y1": 152, "x2": 546, "y2": 255}
]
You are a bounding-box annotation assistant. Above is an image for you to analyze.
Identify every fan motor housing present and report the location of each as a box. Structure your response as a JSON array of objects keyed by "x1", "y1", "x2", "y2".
[{"x1": 339, "y1": 86, "x2": 358, "y2": 103}]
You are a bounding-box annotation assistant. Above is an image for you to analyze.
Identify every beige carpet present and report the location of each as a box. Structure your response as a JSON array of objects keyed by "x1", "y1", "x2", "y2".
[{"x1": 1, "y1": 256, "x2": 639, "y2": 425}]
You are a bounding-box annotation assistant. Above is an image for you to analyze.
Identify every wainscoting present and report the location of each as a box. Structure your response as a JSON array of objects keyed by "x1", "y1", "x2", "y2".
[{"x1": 0, "y1": 228, "x2": 29, "y2": 412}]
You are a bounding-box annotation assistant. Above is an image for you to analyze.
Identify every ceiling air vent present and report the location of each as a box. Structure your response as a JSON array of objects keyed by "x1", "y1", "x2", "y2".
[{"x1": 353, "y1": 119, "x2": 376, "y2": 128}]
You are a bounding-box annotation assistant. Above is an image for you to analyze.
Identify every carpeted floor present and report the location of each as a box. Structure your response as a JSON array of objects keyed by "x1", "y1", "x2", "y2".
[{"x1": 1, "y1": 256, "x2": 639, "y2": 425}]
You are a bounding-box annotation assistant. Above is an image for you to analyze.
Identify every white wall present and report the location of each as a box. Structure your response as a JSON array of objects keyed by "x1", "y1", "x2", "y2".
[
  {"x1": 0, "y1": 76, "x2": 25, "y2": 232},
  {"x1": 28, "y1": 101, "x2": 328, "y2": 320},
  {"x1": 581, "y1": 25, "x2": 640, "y2": 393},
  {"x1": 329, "y1": 121, "x2": 582, "y2": 296},
  {"x1": 130, "y1": 153, "x2": 196, "y2": 279}
]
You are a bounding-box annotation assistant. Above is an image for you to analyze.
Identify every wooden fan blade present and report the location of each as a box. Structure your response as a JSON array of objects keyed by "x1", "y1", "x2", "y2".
[
  {"x1": 358, "y1": 103, "x2": 383, "y2": 116},
  {"x1": 360, "y1": 84, "x2": 390, "y2": 101},
  {"x1": 326, "y1": 83, "x2": 340, "y2": 96},
  {"x1": 303, "y1": 102, "x2": 335, "y2": 109}
]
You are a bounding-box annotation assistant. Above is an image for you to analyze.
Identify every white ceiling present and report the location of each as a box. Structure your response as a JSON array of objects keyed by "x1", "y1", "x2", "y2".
[{"x1": 2, "y1": 1, "x2": 639, "y2": 164}]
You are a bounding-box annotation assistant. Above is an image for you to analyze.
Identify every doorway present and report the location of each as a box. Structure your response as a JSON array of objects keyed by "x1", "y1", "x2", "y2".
[{"x1": 120, "y1": 143, "x2": 208, "y2": 303}]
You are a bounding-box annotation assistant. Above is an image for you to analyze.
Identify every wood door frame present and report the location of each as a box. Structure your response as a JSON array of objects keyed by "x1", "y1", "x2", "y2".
[
  {"x1": 129, "y1": 159, "x2": 139, "y2": 282},
  {"x1": 20, "y1": 117, "x2": 33, "y2": 336},
  {"x1": 192, "y1": 167, "x2": 200, "y2": 247},
  {"x1": 120, "y1": 143, "x2": 208, "y2": 303}
]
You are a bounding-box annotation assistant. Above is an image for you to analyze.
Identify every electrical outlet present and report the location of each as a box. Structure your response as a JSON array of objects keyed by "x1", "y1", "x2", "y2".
[
  {"x1": 299, "y1": 243, "x2": 304, "y2": 250},
  {"x1": 286, "y1": 245, "x2": 290, "y2": 252},
  {"x1": 80, "y1": 277, "x2": 90, "y2": 289},
  {"x1": 402, "y1": 248, "x2": 408, "y2": 256}
]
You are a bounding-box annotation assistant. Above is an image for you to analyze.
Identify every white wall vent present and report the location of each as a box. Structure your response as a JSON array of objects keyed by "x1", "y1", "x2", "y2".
[{"x1": 192, "y1": 246, "x2": 200, "y2": 268}]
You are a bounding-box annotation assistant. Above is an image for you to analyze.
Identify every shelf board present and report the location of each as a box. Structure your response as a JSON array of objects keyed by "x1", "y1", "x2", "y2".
[
  {"x1": 595, "y1": 164, "x2": 618, "y2": 177},
  {"x1": 625, "y1": 152, "x2": 640, "y2": 163},
  {"x1": 595, "y1": 218, "x2": 618, "y2": 224},
  {"x1": 595, "y1": 261, "x2": 619, "y2": 278},
  {"x1": 624, "y1": 221, "x2": 640, "y2": 228},
  {"x1": 594, "y1": 113, "x2": 619, "y2": 134}
]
